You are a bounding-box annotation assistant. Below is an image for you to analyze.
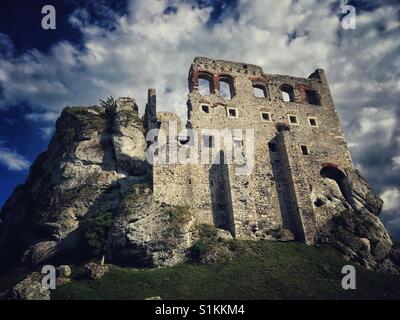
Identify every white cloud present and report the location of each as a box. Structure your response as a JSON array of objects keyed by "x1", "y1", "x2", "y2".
[
  {"x1": 0, "y1": 147, "x2": 30, "y2": 171},
  {"x1": 381, "y1": 188, "x2": 400, "y2": 213},
  {"x1": 25, "y1": 111, "x2": 59, "y2": 122}
]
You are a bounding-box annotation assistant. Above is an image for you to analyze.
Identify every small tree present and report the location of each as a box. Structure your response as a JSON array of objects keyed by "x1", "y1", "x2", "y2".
[
  {"x1": 81, "y1": 211, "x2": 113, "y2": 264},
  {"x1": 99, "y1": 96, "x2": 117, "y2": 111}
]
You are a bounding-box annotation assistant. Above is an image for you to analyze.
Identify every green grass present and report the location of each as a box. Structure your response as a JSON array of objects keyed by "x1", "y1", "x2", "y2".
[{"x1": 52, "y1": 241, "x2": 400, "y2": 300}]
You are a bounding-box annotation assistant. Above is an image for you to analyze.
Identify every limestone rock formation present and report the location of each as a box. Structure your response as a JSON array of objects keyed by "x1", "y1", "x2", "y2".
[
  {"x1": 9, "y1": 273, "x2": 50, "y2": 300},
  {"x1": 107, "y1": 185, "x2": 195, "y2": 267},
  {"x1": 312, "y1": 167, "x2": 399, "y2": 273},
  {"x1": 84, "y1": 262, "x2": 109, "y2": 280},
  {"x1": 0, "y1": 98, "x2": 193, "y2": 273}
]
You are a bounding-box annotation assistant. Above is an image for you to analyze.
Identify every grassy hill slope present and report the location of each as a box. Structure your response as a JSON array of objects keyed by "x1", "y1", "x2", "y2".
[{"x1": 52, "y1": 241, "x2": 400, "y2": 300}]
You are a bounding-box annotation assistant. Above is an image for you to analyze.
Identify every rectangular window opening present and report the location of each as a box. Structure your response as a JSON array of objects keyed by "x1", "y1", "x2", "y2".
[
  {"x1": 308, "y1": 117, "x2": 318, "y2": 127},
  {"x1": 227, "y1": 107, "x2": 238, "y2": 118},
  {"x1": 306, "y1": 90, "x2": 320, "y2": 105},
  {"x1": 288, "y1": 115, "x2": 298, "y2": 124},
  {"x1": 201, "y1": 104, "x2": 210, "y2": 113},
  {"x1": 261, "y1": 112, "x2": 270, "y2": 121},
  {"x1": 301, "y1": 145, "x2": 309, "y2": 155}
]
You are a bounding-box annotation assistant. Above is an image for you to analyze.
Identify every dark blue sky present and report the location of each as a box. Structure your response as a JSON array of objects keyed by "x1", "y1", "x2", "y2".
[{"x1": 0, "y1": 0, "x2": 129, "y2": 206}]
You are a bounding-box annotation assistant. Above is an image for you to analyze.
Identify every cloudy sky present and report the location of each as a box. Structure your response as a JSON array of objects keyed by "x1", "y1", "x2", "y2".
[{"x1": 0, "y1": 0, "x2": 399, "y2": 238}]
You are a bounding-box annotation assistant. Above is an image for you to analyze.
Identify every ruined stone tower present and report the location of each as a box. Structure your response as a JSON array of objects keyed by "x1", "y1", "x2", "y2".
[{"x1": 145, "y1": 57, "x2": 365, "y2": 244}]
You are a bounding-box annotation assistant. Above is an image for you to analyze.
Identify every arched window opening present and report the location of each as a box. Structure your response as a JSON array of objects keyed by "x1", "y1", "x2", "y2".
[
  {"x1": 280, "y1": 85, "x2": 294, "y2": 102},
  {"x1": 306, "y1": 89, "x2": 320, "y2": 105},
  {"x1": 320, "y1": 166, "x2": 351, "y2": 201},
  {"x1": 198, "y1": 73, "x2": 214, "y2": 96},
  {"x1": 253, "y1": 83, "x2": 267, "y2": 98},
  {"x1": 219, "y1": 76, "x2": 234, "y2": 100}
]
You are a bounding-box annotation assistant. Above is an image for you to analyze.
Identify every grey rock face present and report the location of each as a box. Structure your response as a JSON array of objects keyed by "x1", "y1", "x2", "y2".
[
  {"x1": 0, "y1": 99, "x2": 151, "y2": 271},
  {"x1": 84, "y1": 262, "x2": 109, "y2": 280},
  {"x1": 10, "y1": 273, "x2": 50, "y2": 300},
  {"x1": 107, "y1": 185, "x2": 195, "y2": 267},
  {"x1": 56, "y1": 265, "x2": 72, "y2": 278},
  {"x1": 316, "y1": 169, "x2": 399, "y2": 273},
  {"x1": 22, "y1": 241, "x2": 58, "y2": 266}
]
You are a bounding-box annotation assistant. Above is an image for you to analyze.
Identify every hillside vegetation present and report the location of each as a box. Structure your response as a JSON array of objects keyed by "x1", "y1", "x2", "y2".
[{"x1": 52, "y1": 241, "x2": 400, "y2": 300}]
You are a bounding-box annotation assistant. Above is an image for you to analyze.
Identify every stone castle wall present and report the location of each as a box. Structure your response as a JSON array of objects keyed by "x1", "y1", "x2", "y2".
[{"x1": 147, "y1": 57, "x2": 356, "y2": 243}]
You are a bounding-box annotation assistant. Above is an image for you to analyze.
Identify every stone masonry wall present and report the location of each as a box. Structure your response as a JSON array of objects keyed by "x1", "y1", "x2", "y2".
[{"x1": 150, "y1": 57, "x2": 361, "y2": 243}]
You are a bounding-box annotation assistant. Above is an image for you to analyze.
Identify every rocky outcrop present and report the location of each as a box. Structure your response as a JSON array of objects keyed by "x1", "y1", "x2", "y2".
[
  {"x1": 84, "y1": 262, "x2": 109, "y2": 280},
  {"x1": 9, "y1": 273, "x2": 50, "y2": 300},
  {"x1": 316, "y1": 168, "x2": 400, "y2": 273},
  {"x1": 107, "y1": 184, "x2": 195, "y2": 267},
  {"x1": 0, "y1": 98, "x2": 197, "y2": 274}
]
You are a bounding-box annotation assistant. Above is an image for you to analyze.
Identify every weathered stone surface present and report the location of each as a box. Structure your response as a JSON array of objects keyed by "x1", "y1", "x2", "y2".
[
  {"x1": 84, "y1": 262, "x2": 109, "y2": 280},
  {"x1": 215, "y1": 229, "x2": 234, "y2": 241},
  {"x1": 314, "y1": 168, "x2": 399, "y2": 272},
  {"x1": 22, "y1": 241, "x2": 58, "y2": 266},
  {"x1": 56, "y1": 265, "x2": 72, "y2": 278},
  {"x1": 107, "y1": 186, "x2": 195, "y2": 267},
  {"x1": 0, "y1": 100, "x2": 148, "y2": 272},
  {"x1": 10, "y1": 273, "x2": 50, "y2": 300}
]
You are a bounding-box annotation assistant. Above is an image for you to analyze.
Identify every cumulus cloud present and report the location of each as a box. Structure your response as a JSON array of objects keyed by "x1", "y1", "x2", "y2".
[
  {"x1": 381, "y1": 188, "x2": 400, "y2": 212},
  {"x1": 0, "y1": 0, "x2": 399, "y2": 233},
  {"x1": 381, "y1": 188, "x2": 400, "y2": 239}
]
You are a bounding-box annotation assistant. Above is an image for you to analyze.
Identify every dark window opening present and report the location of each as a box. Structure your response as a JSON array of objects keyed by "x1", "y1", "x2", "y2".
[
  {"x1": 306, "y1": 90, "x2": 320, "y2": 105},
  {"x1": 261, "y1": 112, "x2": 270, "y2": 121},
  {"x1": 301, "y1": 145, "x2": 309, "y2": 155},
  {"x1": 289, "y1": 115, "x2": 298, "y2": 124},
  {"x1": 227, "y1": 108, "x2": 237, "y2": 118},
  {"x1": 280, "y1": 85, "x2": 294, "y2": 102},
  {"x1": 253, "y1": 83, "x2": 267, "y2": 98},
  {"x1": 268, "y1": 142, "x2": 278, "y2": 152},
  {"x1": 201, "y1": 105, "x2": 210, "y2": 113},
  {"x1": 309, "y1": 118, "x2": 317, "y2": 126}
]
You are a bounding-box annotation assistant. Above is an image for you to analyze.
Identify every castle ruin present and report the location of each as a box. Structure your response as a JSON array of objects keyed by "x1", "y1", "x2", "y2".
[
  {"x1": 144, "y1": 57, "x2": 357, "y2": 244},
  {"x1": 2, "y1": 56, "x2": 393, "y2": 272}
]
